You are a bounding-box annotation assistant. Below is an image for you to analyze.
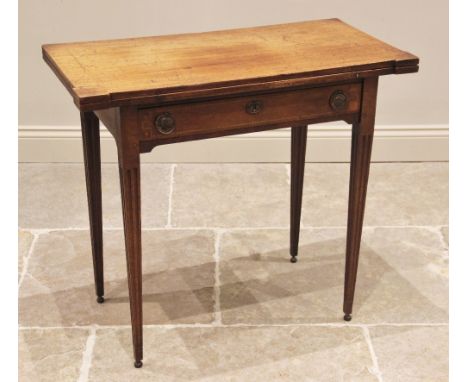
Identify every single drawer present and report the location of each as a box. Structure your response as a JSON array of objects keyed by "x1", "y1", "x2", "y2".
[{"x1": 138, "y1": 82, "x2": 361, "y2": 141}]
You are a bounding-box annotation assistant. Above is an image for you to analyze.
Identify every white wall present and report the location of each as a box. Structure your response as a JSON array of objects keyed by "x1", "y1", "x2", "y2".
[{"x1": 19, "y1": 0, "x2": 448, "y2": 162}]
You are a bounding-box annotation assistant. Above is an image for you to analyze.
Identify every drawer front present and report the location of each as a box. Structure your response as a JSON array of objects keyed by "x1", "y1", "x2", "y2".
[{"x1": 138, "y1": 82, "x2": 361, "y2": 141}]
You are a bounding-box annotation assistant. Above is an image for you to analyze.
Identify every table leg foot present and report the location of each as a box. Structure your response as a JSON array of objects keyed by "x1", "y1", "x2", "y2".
[
  {"x1": 343, "y1": 313, "x2": 352, "y2": 321},
  {"x1": 290, "y1": 255, "x2": 298, "y2": 263},
  {"x1": 134, "y1": 360, "x2": 143, "y2": 368},
  {"x1": 96, "y1": 296, "x2": 105, "y2": 304}
]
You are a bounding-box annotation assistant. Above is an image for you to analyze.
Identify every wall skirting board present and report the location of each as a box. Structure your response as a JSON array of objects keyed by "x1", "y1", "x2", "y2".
[{"x1": 19, "y1": 124, "x2": 448, "y2": 163}]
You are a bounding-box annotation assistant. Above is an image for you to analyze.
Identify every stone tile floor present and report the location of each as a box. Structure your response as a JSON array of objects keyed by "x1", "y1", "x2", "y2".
[{"x1": 18, "y1": 163, "x2": 448, "y2": 381}]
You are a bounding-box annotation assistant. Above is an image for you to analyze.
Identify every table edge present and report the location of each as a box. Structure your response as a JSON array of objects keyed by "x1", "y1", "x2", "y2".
[{"x1": 42, "y1": 45, "x2": 419, "y2": 112}]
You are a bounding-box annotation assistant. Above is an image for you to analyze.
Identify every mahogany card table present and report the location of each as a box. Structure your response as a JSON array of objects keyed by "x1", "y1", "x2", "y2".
[{"x1": 42, "y1": 18, "x2": 418, "y2": 368}]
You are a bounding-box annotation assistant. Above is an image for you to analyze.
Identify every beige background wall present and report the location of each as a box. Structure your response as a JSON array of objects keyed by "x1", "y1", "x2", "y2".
[{"x1": 19, "y1": 0, "x2": 448, "y2": 162}]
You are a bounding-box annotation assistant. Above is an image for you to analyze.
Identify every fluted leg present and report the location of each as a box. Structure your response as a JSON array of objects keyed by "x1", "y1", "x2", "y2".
[
  {"x1": 118, "y1": 158, "x2": 143, "y2": 368},
  {"x1": 343, "y1": 77, "x2": 378, "y2": 321},
  {"x1": 80, "y1": 111, "x2": 104, "y2": 304},
  {"x1": 290, "y1": 125, "x2": 308, "y2": 263},
  {"x1": 116, "y1": 106, "x2": 144, "y2": 368}
]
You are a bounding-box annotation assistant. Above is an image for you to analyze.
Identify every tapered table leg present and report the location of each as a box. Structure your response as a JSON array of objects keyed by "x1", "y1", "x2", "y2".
[
  {"x1": 290, "y1": 125, "x2": 308, "y2": 263},
  {"x1": 343, "y1": 77, "x2": 378, "y2": 321},
  {"x1": 117, "y1": 108, "x2": 143, "y2": 368},
  {"x1": 80, "y1": 111, "x2": 104, "y2": 304}
]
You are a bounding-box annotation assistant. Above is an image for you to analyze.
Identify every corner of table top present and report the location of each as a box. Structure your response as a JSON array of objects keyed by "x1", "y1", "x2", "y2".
[
  {"x1": 42, "y1": 44, "x2": 111, "y2": 111},
  {"x1": 394, "y1": 54, "x2": 420, "y2": 74}
]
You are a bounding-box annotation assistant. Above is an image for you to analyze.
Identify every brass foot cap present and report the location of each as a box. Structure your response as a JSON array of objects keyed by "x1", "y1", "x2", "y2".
[
  {"x1": 290, "y1": 256, "x2": 298, "y2": 263},
  {"x1": 134, "y1": 361, "x2": 143, "y2": 368},
  {"x1": 96, "y1": 296, "x2": 105, "y2": 304},
  {"x1": 343, "y1": 314, "x2": 352, "y2": 321}
]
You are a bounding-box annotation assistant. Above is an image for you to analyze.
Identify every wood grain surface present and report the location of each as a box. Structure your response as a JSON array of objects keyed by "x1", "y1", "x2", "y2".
[
  {"x1": 42, "y1": 18, "x2": 418, "y2": 110},
  {"x1": 138, "y1": 82, "x2": 361, "y2": 144}
]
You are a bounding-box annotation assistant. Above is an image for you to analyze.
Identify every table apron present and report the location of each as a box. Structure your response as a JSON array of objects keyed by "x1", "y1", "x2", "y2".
[{"x1": 137, "y1": 82, "x2": 362, "y2": 152}]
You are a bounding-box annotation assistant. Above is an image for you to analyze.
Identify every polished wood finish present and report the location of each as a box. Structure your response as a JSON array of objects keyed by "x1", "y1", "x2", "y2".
[
  {"x1": 43, "y1": 19, "x2": 419, "y2": 368},
  {"x1": 290, "y1": 125, "x2": 308, "y2": 263},
  {"x1": 42, "y1": 19, "x2": 418, "y2": 110},
  {"x1": 80, "y1": 111, "x2": 104, "y2": 303},
  {"x1": 116, "y1": 107, "x2": 143, "y2": 368},
  {"x1": 343, "y1": 77, "x2": 379, "y2": 321},
  {"x1": 138, "y1": 83, "x2": 361, "y2": 144}
]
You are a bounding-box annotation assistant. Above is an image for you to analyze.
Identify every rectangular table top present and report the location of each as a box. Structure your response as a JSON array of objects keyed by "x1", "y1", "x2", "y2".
[{"x1": 43, "y1": 18, "x2": 418, "y2": 110}]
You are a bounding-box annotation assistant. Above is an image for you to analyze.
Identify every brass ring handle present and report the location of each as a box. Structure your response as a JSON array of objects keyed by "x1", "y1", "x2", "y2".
[
  {"x1": 245, "y1": 100, "x2": 263, "y2": 115},
  {"x1": 329, "y1": 90, "x2": 347, "y2": 111},
  {"x1": 154, "y1": 112, "x2": 176, "y2": 135}
]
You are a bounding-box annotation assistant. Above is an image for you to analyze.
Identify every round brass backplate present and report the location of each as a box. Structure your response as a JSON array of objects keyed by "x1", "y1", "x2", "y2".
[
  {"x1": 154, "y1": 112, "x2": 176, "y2": 135},
  {"x1": 329, "y1": 90, "x2": 347, "y2": 111}
]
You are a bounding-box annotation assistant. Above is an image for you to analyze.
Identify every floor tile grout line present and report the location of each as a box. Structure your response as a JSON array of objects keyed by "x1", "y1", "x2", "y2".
[
  {"x1": 436, "y1": 226, "x2": 449, "y2": 259},
  {"x1": 20, "y1": 326, "x2": 94, "y2": 331},
  {"x1": 362, "y1": 326, "x2": 384, "y2": 382},
  {"x1": 421, "y1": 225, "x2": 449, "y2": 259},
  {"x1": 165, "y1": 164, "x2": 176, "y2": 228},
  {"x1": 19, "y1": 322, "x2": 449, "y2": 330},
  {"x1": 435, "y1": 226, "x2": 449, "y2": 250},
  {"x1": 77, "y1": 326, "x2": 97, "y2": 382},
  {"x1": 212, "y1": 229, "x2": 224, "y2": 326},
  {"x1": 18, "y1": 232, "x2": 40, "y2": 289},
  {"x1": 19, "y1": 224, "x2": 449, "y2": 233}
]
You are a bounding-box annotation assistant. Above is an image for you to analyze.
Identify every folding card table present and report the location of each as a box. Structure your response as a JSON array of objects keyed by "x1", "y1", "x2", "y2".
[{"x1": 43, "y1": 19, "x2": 419, "y2": 367}]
